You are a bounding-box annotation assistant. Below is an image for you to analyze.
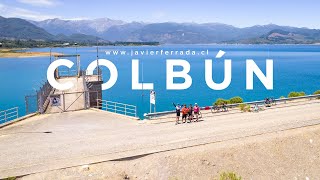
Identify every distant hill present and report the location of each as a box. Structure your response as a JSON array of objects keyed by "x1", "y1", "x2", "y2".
[
  {"x1": 231, "y1": 28, "x2": 320, "y2": 44},
  {"x1": 30, "y1": 18, "x2": 125, "y2": 36},
  {"x1": 0, "y1": 16, "x2": 107, "y2": 43},
  {"x1": 2, "y1": 16, "x2": 320, "y2": 44},
  {"x1": 55, "y1": 33, "x2": 107, "y2": 43},
  {"x1": 29, "y1": 18, "x2": 320, "y2": 44},
  {"x1": 0, "y1": 16, "x2": 54, "y2": 40}
]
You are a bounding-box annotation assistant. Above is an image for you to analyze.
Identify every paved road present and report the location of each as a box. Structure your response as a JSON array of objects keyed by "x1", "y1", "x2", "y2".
[{"x1": 0, "y1": 100, "x2": 319, "y2": 178}]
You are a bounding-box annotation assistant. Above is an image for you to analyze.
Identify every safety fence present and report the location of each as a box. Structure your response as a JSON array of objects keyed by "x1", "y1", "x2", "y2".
[
  {"x1": 25, "y1": 80, "x2": 53, "y2": 115},
  {"x1": 144, "y1": 94, "x2": 320, "y2": 119},
  {"x1": 0, "y1": 107, "x2": 19, "y2": 124},
  {"x1": 96, "y1": 99, "x2": 137, "y2": 117}
]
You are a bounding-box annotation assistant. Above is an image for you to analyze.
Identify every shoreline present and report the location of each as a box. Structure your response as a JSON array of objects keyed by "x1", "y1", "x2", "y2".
[{"x1": 0, "y1": 48, "x2": 62, "y2": 58}]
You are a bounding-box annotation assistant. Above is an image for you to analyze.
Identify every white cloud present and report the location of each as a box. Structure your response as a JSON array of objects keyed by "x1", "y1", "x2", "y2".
[
  {"x1": 151, "y1": 11, "x2": 167, "y2": 19},
  {"x1": 62, "y1": 17, "x2": 89, "y2": 21},
  {"x1": 17, "y1": 0, "x2": 60, "y2": 7},
  {"x1": 0, "y1": 3, "x2": 60, "y2": 20}
]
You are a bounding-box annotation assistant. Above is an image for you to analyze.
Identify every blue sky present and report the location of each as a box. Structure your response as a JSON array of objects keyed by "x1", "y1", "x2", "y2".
[{"x1": 0, "y1": 0, "x2": 319, "y2": 28}]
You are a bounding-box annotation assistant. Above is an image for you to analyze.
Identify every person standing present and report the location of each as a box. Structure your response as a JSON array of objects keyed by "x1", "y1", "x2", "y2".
[
  {"x1": 181, "y1": 104, "x2": 189, "y2": 123},
  {"x1": 188, "y1": 104, "x2": 193, "y2": 122},
  {"x1": 193, "y1": 103, "x2": 200, "y2": 122},
  {"x1": 173, "y1": 103, "x2": 181, "y2": 125}
]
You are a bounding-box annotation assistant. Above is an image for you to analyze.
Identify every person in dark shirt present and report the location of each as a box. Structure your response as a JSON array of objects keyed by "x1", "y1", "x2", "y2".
[{"x1": 173, "y1": 103, "x2": 181, "y2": 125}]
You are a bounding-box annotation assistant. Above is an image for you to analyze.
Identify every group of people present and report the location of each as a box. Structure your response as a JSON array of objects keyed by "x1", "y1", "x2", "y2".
[
  {"x1": 173, "y1": 103, "x2": 200, "y2": 125},
  {"x1": 265, "y1": 97, "x2": 275, "y2": 107}
]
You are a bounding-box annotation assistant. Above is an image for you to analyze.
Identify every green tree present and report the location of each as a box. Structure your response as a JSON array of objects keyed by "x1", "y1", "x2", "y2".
[
  {"x1": 288, "y1": 91, "x2": 305, "y2": 98},
  {"x1": 313, "y1": 90, "x2": 320, "y2": 99},
  {"x1": 214, "y1": 98, "x2": 230, "y2": 106},
  {"x1": 229, "y1": 96, "x2": 243, "y2": 104}
]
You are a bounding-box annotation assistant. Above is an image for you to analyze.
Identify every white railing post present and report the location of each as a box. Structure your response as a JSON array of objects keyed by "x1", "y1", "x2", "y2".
[
  {"x1": 135, "y1": 106, "x2": 137, "y2": 117},
  {"x1": 114, "y1": 102, "x2": 117, "y2": 113},
  {"x1": 125, "y1": 104, "x2": 127, "y2": 116},
  {"x1": 4, "y1": 110, "x2": 7, "y2": 122},
  {"x1": 96, "y1": 99, "x2": 99, "y2": 109},
  {"x1": 16, "y1": 107, "x2": 19, "y2": 119}
]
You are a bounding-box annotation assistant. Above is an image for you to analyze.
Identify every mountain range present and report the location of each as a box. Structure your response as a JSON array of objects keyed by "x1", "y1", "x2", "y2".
[{"x1": 1, "y1": 16, "x2": 320, "y2": 44}]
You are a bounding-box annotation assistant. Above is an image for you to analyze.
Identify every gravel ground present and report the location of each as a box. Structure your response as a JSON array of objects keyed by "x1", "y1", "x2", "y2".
[
  {"x1": 21, "y1": 123, "x2": 320, "y2": 180},
  {"x1": 0, "y1": 100, "x2": 319, "y2": 179}
]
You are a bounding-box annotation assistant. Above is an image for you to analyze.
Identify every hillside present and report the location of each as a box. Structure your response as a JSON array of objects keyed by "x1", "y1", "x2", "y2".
[
  {"x1": 0, "y1": 16, "x2": 54, "y2": 40},
  {"x1": 0, "y1": 16, "x2": 108, "y2": 44},
  {"x1": 30, "y1": 18, "x2": 320, "y2": 44},
  {"x1": 2, "y1": 16, "x2": 320, "y2": 44}
]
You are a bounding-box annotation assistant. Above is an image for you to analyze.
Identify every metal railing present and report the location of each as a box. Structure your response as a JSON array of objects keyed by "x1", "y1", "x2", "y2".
[
  {"x1": 96, "y1": 99, "x2": 137, "y2": 117},
  {"x1": 0, "y1": 107, "x2": 19, "y2": 124},
  {"x1": 57, "y1": 70, "x2": 78, "y2": 77},
  {"x1": 37, "y1": 80, "x2": 53, "y2": 114},
  {"x1": 144, "y1": 94, "x2": 320, "y2": 119}
]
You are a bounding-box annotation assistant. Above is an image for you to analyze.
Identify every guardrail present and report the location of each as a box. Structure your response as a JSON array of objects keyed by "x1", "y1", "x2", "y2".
[
  {"x1": 96, "y1": 99, "x2": 137, "y2": 117},
  {"x1": 58, "y1": 70, "x2": 78, "y2": 77},
  {"x1": 0, "y1": 107, "x2": 19, "y2": 124},
  {"x1": 144, "y1": 94, "x2": 320, "y2": 119}
]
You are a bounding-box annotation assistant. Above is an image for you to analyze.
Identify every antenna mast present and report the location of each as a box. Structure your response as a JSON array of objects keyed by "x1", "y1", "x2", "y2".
[{"x1": 96, "y1": 38, "x2": 100, "y2": 75}]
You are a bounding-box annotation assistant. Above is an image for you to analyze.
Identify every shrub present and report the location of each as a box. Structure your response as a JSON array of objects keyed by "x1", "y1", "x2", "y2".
[
  {"x1": 4, "y1": 177, "x2": 16, "y2": 180},
  {"x1": 288, "y1": 91, "x2": 305, "y2": 98},
  {"x1": 214, "y1": 96, "x2": 243, "y2": 106},
  {"x1": 219, "y1": 172, "x2": 242, "y2": 180},
  {"x1": 245, "y1": 105, "x2": 251, "y2": 112},
  {"x1": 214, "y1": 98, "x2": 230, "y2": 106},
  {"x1": 314, "y1": 90, "x2": 320, "y2": 99},
  {"x1": 229, "y1": 96, "x2": 243, "y2": 104},
  {"x1": 239, "y1": 104, "x2": 246, "y2": 112},
  {"x1": 313, "y1": 90, "x2": 320, "y2": 95},
  {"x1": 280, "y1": 96, "x2": 285, "y2": 99}
]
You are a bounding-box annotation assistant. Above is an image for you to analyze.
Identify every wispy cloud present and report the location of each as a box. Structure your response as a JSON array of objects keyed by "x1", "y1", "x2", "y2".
[
  {"x1": 17, "y1": 0, "x2": 60, "y2": 7},
  {"x1": 0, "y1": 3, "x2": 59, "y2": 20},
  {"x1": 151, "y1": 11, "x2": 167, "y2": 19},
  {"x1": 62, "y1": 17, "x2": 89, "y2": 21}
]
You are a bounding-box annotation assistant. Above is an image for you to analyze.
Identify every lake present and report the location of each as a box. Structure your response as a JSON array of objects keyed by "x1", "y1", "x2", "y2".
[{"x1": 0, "y1": 44, "x2": 319, "y2": 119}]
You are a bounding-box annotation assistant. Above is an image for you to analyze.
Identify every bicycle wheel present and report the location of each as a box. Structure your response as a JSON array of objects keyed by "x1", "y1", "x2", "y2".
[{"x1": 199, "y1": 111, "x2": 202, "y2": 119}]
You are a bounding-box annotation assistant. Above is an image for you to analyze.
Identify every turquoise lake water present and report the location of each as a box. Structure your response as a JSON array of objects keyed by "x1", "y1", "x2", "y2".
[{"x1": 0, "y1": 45, "x2": 319, "y2": 118}]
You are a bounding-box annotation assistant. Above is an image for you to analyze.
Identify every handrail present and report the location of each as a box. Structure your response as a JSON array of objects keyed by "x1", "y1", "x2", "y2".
[
  {"x1": 0, "y1": 107, "x2": 19, "y2": 124},
  {"x1": 96, "y1": 99, "x2": 137, "y2": 117},
  {"x1": 144, "y1": 94, "x2": 320, "y2": 118}
]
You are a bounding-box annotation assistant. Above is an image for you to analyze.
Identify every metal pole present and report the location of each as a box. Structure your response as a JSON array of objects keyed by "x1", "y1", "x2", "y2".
[
  {"x1": 135, "y1": 106, "x2": 137, "y2": 117},
  {"x1": 96, "y1": 39, "x2": 100, "y2": 75},
  {"x1": 25, "y1": 96, "x2": 28, "y2": 115},
  {"x1": 4, "y1": 111, "x2": 7, "y2": 122},
  {"x1": 77, "y1": 55, "x2": 80, "y2": 77},
  {"x1": 84, "y1": 91, "x2": 87, "y2": 109},
  {"x1": 49, "y1": 47, "x2": 52, "y2": 63},
  {"x1": 106, "y1": 101, "x2": 108, "y2": 111},
  {"x1": 115, "y1": 103, "x2": 117, "y2": 113},
  {"x1": 63, "y1": 93, "x2": 66, "y2": 112},
  {"x1": 96, "y1": 99, "x2": 99, "y2": 109},
  {"x1": 125, "y1": 104, "x2": 127, "y2": 116},
  {"x1": 17, "y1": 107, "x2": 19, "y2": 118},
  {"x1": 39, "y1": 93, "x2": 43, "y2": 114}
]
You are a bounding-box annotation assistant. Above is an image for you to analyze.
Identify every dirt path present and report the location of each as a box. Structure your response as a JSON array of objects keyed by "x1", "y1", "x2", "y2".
[
  {"x1": 21, "y1": 122, "x2": 320, "y2": 180},
  {"x1": 0, "y1": 100, "x2": 319, "y2": 179}
]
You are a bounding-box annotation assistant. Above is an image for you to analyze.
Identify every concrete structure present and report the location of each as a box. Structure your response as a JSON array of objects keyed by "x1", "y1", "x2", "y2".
[
  {"x1": 46, "y1": 75, "x2": 102, "y2": 113},
  {"x1": 0, "y1": 99, "x2": 319, "y2": 178},
  {"x1": 44, "y1": 54, "x2": 103, "y2": 114}
]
